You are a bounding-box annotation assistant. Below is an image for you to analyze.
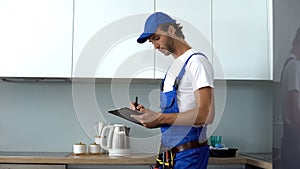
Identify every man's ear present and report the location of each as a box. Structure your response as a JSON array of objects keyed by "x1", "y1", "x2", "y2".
[{"x1": 167, "y1": 25, "x2": 176, "y2": 37}]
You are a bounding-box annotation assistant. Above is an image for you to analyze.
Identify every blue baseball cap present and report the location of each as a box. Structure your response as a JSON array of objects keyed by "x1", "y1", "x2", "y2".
[{"x1": 137, "y1": 12, "x2": 175, "y2": 43}]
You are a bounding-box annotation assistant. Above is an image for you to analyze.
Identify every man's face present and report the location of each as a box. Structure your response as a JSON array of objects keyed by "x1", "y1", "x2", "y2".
[{"x1": 148, "y1": 29, "x2": 175, "y2": 56}]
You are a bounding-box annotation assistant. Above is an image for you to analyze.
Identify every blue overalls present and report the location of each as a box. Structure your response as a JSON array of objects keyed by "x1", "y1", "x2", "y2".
[{"x1": 160, "y1": 53, "x2": 209, "y2": 169}]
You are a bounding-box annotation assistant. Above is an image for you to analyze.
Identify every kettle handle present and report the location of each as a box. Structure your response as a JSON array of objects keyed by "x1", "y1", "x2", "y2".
[
  {"x1": 100, "y1": 125, "x2": 113, "y2": 150},
  {"x1": 94, "y1": 122, "x2": 106, "y2": 136}
]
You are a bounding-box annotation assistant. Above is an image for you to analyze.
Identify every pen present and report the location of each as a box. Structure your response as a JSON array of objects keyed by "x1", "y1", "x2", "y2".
[{"x1": 134, "y1": 96, "x2": 138, "y2": 110}]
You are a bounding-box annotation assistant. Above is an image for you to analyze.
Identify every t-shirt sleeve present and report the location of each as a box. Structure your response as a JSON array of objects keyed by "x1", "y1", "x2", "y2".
[{"x1": 187, "y1": 57, "x2": 214, "y2": 91}]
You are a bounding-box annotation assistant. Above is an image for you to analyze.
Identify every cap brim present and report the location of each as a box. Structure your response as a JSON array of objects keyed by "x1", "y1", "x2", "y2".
[{"x1": 137, "y1": 32, "x2": 153, "y2": 43}]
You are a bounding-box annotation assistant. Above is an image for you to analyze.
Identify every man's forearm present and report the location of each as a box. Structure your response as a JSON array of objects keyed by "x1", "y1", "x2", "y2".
[{"x1": 157, "y1": 108, "x2": 212, "y2": 126}]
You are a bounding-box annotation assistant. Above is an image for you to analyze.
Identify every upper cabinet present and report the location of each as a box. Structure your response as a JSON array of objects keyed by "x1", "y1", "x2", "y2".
[
  {"x1": 72, "y1": 0, "x2": 154, "y2": 78},
  {"x1": 212, "y1": 0, "x2": 272, "y2": 80},
  {"x1": 0, "y1": 0, "x2": 73, "y2": 78},
  {"x1": 0, "y1": 0, "x2": 273, "y2": 80},
  {"x1": 154, "y1": 0, "x2": 212, "y2": 79}
]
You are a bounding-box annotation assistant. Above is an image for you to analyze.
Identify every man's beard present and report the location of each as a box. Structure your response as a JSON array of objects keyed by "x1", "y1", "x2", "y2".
[{"x1": 160, "y1": 36, "x2": 175, "y2": 56}]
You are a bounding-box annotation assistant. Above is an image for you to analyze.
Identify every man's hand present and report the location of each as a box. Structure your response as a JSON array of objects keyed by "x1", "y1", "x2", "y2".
[
  {"x1": 129, "y1": 102, "x2": 145, "y2": 111},
  {"x1": 131, "y1": 108, "x2": 162, "y2": 128}
]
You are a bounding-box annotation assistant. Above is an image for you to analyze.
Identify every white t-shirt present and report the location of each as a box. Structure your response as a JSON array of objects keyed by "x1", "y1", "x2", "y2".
[
  {"x1": 163, "y1": 49, "x2": 214, "y2": 113},
  {"x1": 280, "y1": 54, "x2": 300, "y2": 125}
]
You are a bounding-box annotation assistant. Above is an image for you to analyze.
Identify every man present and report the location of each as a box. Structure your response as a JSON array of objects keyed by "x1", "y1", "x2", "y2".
[
  {"x1": 280, "y1": 28, "x2": 300, "y2": 169},
  {"x1": 131, "y1": 12, "x2": 215, "y2": 169}
]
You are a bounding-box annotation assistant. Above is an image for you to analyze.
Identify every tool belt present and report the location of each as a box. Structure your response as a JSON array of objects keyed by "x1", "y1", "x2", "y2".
[
  {"x1": 154, "y1": 149, "x2": 174, "y2": 169},
  {"x1": 154, "y1": 140, "x2": 208, "y2": 169}
]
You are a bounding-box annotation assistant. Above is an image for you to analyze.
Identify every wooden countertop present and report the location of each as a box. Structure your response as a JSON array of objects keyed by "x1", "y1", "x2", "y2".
[
  {"x1": 245, "y1": 156, "x2": 272, "y2": 169},
  {"x1": 0, "y1": 152, "x2": 272, "y2": 169}
]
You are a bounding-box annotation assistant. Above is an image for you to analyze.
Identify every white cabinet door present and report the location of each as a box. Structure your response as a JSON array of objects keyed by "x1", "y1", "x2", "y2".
[
  {"x1": 212, "y1": 0, "x2": 272, "y2": 80},
  {"x1": 155, "y1": 0, "x2": 212, "y2": 79},
  {"x1": 73, "y1": 0, "x2": 154, "y2": 78},
  {"x1": 0, "y1": 164, "x2": 65, "y2": 169},
  {"x1": 0, "y1": 0, "x2": 73, "y2": 78}
]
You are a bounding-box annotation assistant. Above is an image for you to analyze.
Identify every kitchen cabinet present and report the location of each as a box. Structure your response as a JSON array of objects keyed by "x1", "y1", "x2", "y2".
[
  {"x1": 0, "y1": 154, "x2": 271, "y2": 169},
  {"x1": 0, "y1": 0, "x2": 73, "y2": 78},
  {"x1": 74, "y1": 0, "x2": 273, "y2": 80},
  {"x1": 208, "y1": 164, "x2": 245, "y2": 169},
  {"x1": 0, "y1": 0, "x2": 272, "y2": 79},
  {"x1": 73, "y1": 0, "x2": 154, "y2": 78},
  {"x1": 68, "y1": 165, "x2": 151, "y2": 169},
  {"x1": 154, "y1": 0, "x2": 212, "y2": 79},
  {"x1": 212, "y1": 0, "x2": 272, "y2": 80},
  {"x1": 0, "y1": 164, "x2": 66, "y2": 169},
  {"x1": 68, "y1": 164, "x2": 246, "y2": 169}
]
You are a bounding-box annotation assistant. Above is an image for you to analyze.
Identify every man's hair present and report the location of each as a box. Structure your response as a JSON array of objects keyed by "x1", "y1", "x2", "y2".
[{"x1": 158, "y1": 21, "x2": 185, "y2": 39}]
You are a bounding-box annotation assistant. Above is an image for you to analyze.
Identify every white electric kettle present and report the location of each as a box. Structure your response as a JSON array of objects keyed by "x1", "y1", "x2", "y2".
[{"x1": 100, "y1": 124, "x2": 130, "y2": 156}]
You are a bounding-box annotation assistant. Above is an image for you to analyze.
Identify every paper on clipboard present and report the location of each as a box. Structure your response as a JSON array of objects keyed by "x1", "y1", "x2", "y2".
[{"x1": 108, "y1": 107, "x2": 143, "y2": 126}]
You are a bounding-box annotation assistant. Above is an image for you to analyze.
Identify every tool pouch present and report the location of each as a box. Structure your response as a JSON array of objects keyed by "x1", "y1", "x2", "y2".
[{"x1": 154, "y1": 150, "x2": 175, "y2": 169}]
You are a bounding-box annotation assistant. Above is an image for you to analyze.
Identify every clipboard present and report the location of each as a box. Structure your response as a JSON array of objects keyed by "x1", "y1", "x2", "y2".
[{"x1": 108, "y1": 107, "x2": 143, "y2": 126}]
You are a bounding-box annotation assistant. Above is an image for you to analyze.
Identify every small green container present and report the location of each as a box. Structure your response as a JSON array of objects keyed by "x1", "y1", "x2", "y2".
[{"x1": 210, "y1": 135, "x2": 222, "y2": 147}]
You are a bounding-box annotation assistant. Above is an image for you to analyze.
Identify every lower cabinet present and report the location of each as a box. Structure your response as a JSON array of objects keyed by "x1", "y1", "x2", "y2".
[
  {"x1": 67, "y1": 164, "x2": 246, "y2": 169},
  {"x1": 208, "y1": 164, "x2": 246, "y2": 169},
  {"x1": 245, "y1": 164, "x2": 264, "y2": 169},
  {"x1": 208, "y1": 164, "x2": 263, "y2": 169},
  {"x1": 67, "y1": 165, "x2": 152, "y2": 169},
  {"x1": 0, "y1": 164, "x2": 66, "y2": 169},
  {"x1": 0, "y1": 164, "x2": 261, "y2": 169}
]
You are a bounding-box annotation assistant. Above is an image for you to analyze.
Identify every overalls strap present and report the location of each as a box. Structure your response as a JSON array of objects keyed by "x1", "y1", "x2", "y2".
[{"x1": 161, "y1": 52, "x2": 206, "y2": 91}]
